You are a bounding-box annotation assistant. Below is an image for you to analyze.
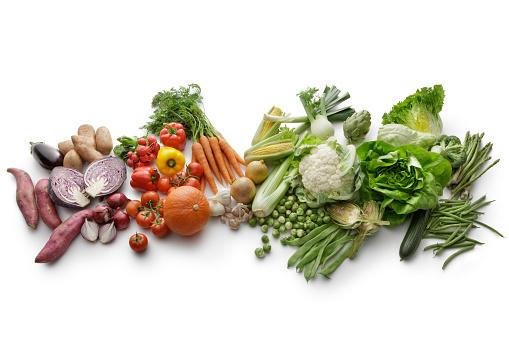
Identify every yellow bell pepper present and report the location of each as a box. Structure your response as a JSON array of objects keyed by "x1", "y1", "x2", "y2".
[{"x1": 156, "y1": 147, "x2": 186, "y2": 177}]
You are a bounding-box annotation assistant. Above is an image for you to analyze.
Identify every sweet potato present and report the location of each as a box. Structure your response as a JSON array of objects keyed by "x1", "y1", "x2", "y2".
[
  {"x1": 63, "y1": 149, "x2": 83, "y2": 171},
  {"x1": 58, "y1": 140, "x2": 74, "y2": 155},
  {"x1": 95, "y1": 126, "x2": 113, "y2": 155},
  {"x1": 7, "y1": 168, "x2": 39, "y2": 228},
  {"x1": 77, "y1": 124, "x2": 96, "y2": 149},
  {"x1": 35, "y1": 209, "x2": 93, "y2": 263},
  {"x1": 72, "y1": 135, "x2": 103, "y2": 163},
  {"x1": 35, "y1": 179, "x2": 62, "y2": 229}
]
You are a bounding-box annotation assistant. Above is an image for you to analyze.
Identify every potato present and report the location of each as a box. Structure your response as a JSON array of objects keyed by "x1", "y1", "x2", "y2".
[
  {"x1": 35, "y1": 179, "x2": 62, "y2": 230},
  {"x1": 35, "y1": 209, "x2": 94, "y2": 263},
  {"x1": 77, "y1": 124, "x2": 96, "y2": 149},
  {"x1": 58, "y1": 140, "x2": 74, "y2": 155},
  {"x1": 63, "y1": 149, "x2": 83, "y2": 171},
  {"x1": 72, "y1": 135, "x2": 103, "y2": 163},
  {"x1": 95, "y1": 126, "x2": 113, "y2": 155},
  {"x1": 7, "y1": 168, "x2": 39, "y2": 228}
]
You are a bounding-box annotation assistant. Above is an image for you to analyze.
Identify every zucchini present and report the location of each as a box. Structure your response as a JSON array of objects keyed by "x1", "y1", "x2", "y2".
[{"x1": 399, "y1": 209, "x2": 432, "y2": 260}]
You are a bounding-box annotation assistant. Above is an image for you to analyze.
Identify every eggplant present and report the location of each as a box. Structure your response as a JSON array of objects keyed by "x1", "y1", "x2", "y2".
[{"x1": 30, "y1": 142, "x2": 64, "y2": 170}]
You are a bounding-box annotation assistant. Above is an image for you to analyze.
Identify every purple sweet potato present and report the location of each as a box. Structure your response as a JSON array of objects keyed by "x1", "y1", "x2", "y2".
[
  {"x1": 7, "y1": 168, "x2": 39, "y2": 228},
  {"x1": 35, "y1": 179, "x2": 62, "y2": 229},
  {"x1": 35, "y1": 209, "x2": 93, "y2": 263}
]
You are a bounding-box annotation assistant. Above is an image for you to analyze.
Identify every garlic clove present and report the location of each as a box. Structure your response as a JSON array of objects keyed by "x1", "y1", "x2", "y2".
[{"x1": 99, "y1": 222, "x2": 117, "y2": 244}]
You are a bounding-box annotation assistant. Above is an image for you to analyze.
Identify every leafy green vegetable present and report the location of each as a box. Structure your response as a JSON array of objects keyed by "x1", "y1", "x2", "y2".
[
  {"x1": 356, "y1": 140, "x2": 452, "y2": 225},
  {"x1": 430, "y1": 134, "x2": 467, "y2": 169},
  {"x1": 377, "y1": 124, "x2": 437, "y2": 149},
  {"x1": 382, "y1": 85, "x2": 445, "y2": 137},
  {"x1": 141, "y1": 84, "x2": 216, "y2": 139}
]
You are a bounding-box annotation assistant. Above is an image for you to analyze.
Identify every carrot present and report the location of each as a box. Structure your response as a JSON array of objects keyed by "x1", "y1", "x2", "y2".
[
  {"x1": 215, "y1": 130, "x2": 247, "y2": 166},
  {"x1": 200, "y1": 174, "x2": 206, "y2": 193},
  {"x1": 192, "y1": 142, "x2": 218, "y2": 194},
  {"x1": 191, "y1": 148, "x2": 196, "y2": 163},
  {"x1": 222, "y1": 151, "x2": 236, "y2": 183},
  {"x1": 209, "y1": 136, "x2": 230, "y2": 184},
  {"x1": 218, "y1": 138, "x2": 244, "y2": 177},
  {"x1": 199, "y1": 135, "x2": 223, "y2": 185}
]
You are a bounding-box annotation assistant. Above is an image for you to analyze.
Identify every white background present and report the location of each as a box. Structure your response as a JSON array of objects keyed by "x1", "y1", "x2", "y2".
[{"x1": 1, "y1": 1, "x2": 508, "y2": 338}]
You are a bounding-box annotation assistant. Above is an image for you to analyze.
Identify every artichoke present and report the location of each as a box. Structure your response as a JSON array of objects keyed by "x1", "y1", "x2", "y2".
[{"x1": 343, "y1": 110, "x2": 371, "y2": 144}]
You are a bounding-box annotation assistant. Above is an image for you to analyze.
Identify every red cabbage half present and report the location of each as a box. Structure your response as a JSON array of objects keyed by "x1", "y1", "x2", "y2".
[
  {"x1": 48, "y1": 166, "x2": 90, "y2": 208},
  {"x1": 84, "y1": 157, "x2": 127, "y2": 198}
]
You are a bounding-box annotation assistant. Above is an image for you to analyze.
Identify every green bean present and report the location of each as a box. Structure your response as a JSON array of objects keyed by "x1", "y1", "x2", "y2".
[
  {"x1": 423, "y1": 241, "x2": 476, "y2": 251},
  {"x1": 320, "y1": 241, "x2": 354, "y2": 278},
  {"x1": 473, "y1": 220, "x2": 503, "y2": 237},
  {"x1": 320, "y1": 233, "x2": 356, "y2": 267},
  {"x1": 296, "y1": 241, "x2": 322, "y2": 271},
  {"x1": 287, "y1": 223, "x2": 340, "y2": 267},
  {"x1": 427, "y1": 222, "x2": 471, "y2": 232},
  {"x1": 442, "y1": 244, "x2": 476, "y2": 269},
  {"x1": 285, "y1": 223, "x2": 332, "y2": 246},
  {"x1": 435, "y1": 223, "x2": 474, "y2": 256},
  {"x1": 304, "y1": 258, "x2": 316, "y2": 281}
]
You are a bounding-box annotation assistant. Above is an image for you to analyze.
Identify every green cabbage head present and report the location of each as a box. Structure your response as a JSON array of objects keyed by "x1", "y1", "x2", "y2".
[{"x1": 357, "y1": 140, "x2": 452, "y2": 225}]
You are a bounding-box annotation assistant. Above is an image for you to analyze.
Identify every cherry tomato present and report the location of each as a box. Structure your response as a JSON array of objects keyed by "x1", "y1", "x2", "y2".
[
  {"x1": 151, "y1": 218, "x2": 170, "y2": 238},
  {"x1": 167, "y1": 186, "x2": 177, "y2": 195},
  {"x1": 185, "y1": 177, "x2": 201, "y2": 189},
  {"x1": 157, "y1": 198, "x2": 166, "y2": 216},
  {"x1": 156, "y1": 176, "x2": 171, "y2": 193},
  {"x1": 141, "y1": 190, "x2": 160, "y2": 207},
  {"x1": 129, "y1": 232, "x2": 148, "y2": 252},
  {"x1": 187, "y1": 162, "x2": 204, "y2": 178},
  {"x1": 136, "y1": 211, "x2": 156, "y2": 228},
  {"x1": 126, "y1": 200, "x2": 142, "y2": 218},
  {"x1": 171, "y1": 170, "x2": 188, "y2": 187}
]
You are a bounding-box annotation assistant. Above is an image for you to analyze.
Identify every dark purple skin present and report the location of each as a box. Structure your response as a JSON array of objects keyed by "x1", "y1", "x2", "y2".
[{"x1": 30, "y1": 142, "x2": 64, "y2": 170}]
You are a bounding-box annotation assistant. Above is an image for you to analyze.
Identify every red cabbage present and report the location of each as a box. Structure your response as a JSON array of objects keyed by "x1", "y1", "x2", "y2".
[
  {"x1": 84, "y1": 157, "x2": 127, "y2": 198},
  {"x1": 48, "y1": 166, "x2": 90, "y2": 208}
]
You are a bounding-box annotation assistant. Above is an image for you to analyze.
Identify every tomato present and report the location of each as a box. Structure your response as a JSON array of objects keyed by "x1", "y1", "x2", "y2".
[
  {"x1": 171, "y1": 170, "x2": 188, "y2": 187},
  {"x1": 151, "y1": 218, "x2": 170, "y2": 237},
  {"x1": 187, "y1": 162, "x2": 204, "y2": 178},
  {"x1": 129, "y1": 233, "x2": 148, "y2": 252},
  {"x1": 157, "y1": 198, "x2": 166, "y2": 216},
  {"x1": 167, "y1": 186, "x2": 177, "y2": 195},
  {"x1": 185, "y1": 177, "x2": 201, "y2": 189},
  {"x1": 136, "y1": 211, "x2": 156, "y2": 228},
  {"x1": 126, "y1": 200, "x2": 142, "y2": 218},
  {"x1": 141, "y1": 190, "x2": 160, "y2": 207},
  {"x1": 156, "y1": 176, "x2": 171, "y2": 193}
]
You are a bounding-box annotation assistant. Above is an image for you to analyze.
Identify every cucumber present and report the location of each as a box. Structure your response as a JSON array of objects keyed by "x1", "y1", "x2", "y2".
[{"x1": 399, "y1": 209, "x2": 432, "y2": 260}]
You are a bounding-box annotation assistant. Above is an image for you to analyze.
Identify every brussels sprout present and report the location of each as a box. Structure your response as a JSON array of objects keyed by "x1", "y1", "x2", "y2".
[
  {"x1": 278, "y1": 205, "x2": 286, "y2": 214},
  {"x1": 272, "y1": 229, "x2": 280, "y2": 238},
  {"x1": 263, "y1": 244, "x2": 271, "y2": 253},
  {"x1": 296, "y1": 229, "x2": 306, "y2": 238},
  {"x1": 279, "y1": 226, "x2": 287, "y2": 233},
  {"x1": 261, "y1": 235, "x2": 270, "y2": 244},
  {"x1": 249, "y1": 218, "x2": 258, "y2": 227},
  {"x1": 266, "y1": 217, "x2": 274, "y2": 227},
  {"x1": 323, "y1": 216, "x2": 331, "y2": 224},
  {"x1": 258, "y1": 217, "x2": 266, "y2": 226},
  {"x1": 285, "y1": 221, "x2": 293, "y2": 230},
  {"x1": 289, "y1": 213, "x2": 297, "y2": 222},
  {"x1": 261, "y1": 225, "x2": 269, "y2": 233},
  {"x1": 271, "y1": 210, "x2": 279, "y2": 219},
  {"x1": 255, "y1": 247, "x2": 265, "y2": 258}
]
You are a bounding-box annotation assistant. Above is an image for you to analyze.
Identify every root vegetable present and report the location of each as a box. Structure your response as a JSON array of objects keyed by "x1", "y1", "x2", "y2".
[
  {"x1": 95, "y1": 126, "x2": 113, "y2": 155},
  {"x1": 35, "y1": 209, "x2": 94, "y2": 263},
  {"x1": 35, "y1": 179, "x2": 62, "y2": 230},
  {"x1": 7, "y1": 168, "x2": 39, "y2": 228},
  {"x1": 58, "y1": 140, "x2": 74, "y2": 155},
  {"x1": 77, "y1": 124, "x2": 96, "y2": 149},
  {"x1": 72, "y1": 135, "x2": 103, "y2": 163},
  {"x1": 63, "y1": 150, "x2": 83, "y2": 171},
  {"x1": 230, "y1": 177, "x2": 256, "y2": 204},
  {"x1": 107, "y1": 192, "x2": 130, "y2": 209}
]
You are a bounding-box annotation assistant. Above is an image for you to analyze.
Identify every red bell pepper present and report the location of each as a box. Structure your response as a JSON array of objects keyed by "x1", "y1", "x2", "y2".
[
  {"x1": 130, "y1": 166, "x2": 160, "y2": 192},
  {"x1": 159, "y1": 122, "x2": 186, "y2": 151}
]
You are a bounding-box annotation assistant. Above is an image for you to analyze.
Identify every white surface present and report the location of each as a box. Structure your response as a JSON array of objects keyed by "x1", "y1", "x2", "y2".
[{"x1": 1, "y1": 1, "x2": 508, "y2": 338}]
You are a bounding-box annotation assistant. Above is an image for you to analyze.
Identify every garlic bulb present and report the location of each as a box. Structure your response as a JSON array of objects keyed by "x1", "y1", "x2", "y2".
[
  {"x1": 209, "y1": 199, "x2": 226, "y2": 217},
  {"x1": 210, "y1": 188, "x2": 231, "y2": 206}
]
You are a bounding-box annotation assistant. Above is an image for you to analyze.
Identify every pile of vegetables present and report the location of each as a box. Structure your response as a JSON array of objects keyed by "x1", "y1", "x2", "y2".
[{"x1": 7, "y1": 82, "x2": 501, "y2": 282}]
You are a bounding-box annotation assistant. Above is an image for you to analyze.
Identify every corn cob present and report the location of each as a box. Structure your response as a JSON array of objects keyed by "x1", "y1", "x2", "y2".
[{"x1": 251, "y1": 106, "x2": 284, "y2": 146}]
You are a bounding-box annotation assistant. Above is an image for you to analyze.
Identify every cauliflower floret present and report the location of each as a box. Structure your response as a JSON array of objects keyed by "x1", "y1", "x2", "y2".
[{"x1": 299, "y1": 143, "x2": 342, "y2": 197}]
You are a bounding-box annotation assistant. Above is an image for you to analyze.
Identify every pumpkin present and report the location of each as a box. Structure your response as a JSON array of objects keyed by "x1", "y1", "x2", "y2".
[{"x1": 163, "y1": 186, "x2": 210, "y2": 236}]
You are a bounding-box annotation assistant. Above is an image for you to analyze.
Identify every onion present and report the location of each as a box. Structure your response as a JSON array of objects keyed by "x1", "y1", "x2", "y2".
[
  {"x1": 84, "y1": 157, "x2": 127, "y2": 198},
  {"x1": 98, "y1": 222, "x2": 117, "y2": 244},
  {"x1": 245, "y1": 160, "x2": 269, "y2": 184},
  {"x1": 92, "y1": 204, "x2": 114, "y2": 224},
  {"x1": 81, "y1": 219, "x2": 99, "y2": 242},
  {"x1": 230, "y1": 177, "x2": 256, "y2": 204},
  {"x1": 107, "y1": 192, "x2": 130, "y2": 209},
  {"x1": 48, "y1": 166, "x2": 90, "y2": 208},
  {"x1": 111, "y1": 207, "x2": 130, "y2": 230}
]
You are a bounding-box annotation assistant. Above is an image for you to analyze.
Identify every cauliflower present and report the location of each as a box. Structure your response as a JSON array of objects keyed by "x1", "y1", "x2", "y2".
[{"x1": 299, "y1": 143, "x2": 343, "y2": 197}]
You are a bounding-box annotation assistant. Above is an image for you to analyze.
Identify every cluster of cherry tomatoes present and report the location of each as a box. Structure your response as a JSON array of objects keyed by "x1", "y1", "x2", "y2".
[
  {"x1": 126, "y1": 136, "x2": 161, "y2": 168},
  {"x1": 155, "y1": 162, "x2": 204, "y2": 194},
  {"x1": 125, "y1": 190, "x2": 169, "y2": 238}
]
